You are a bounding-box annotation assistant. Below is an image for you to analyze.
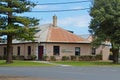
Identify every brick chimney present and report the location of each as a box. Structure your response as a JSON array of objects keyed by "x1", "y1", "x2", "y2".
[{"x1": 53, "y1": 15, "x2": 57, "y2": 27}]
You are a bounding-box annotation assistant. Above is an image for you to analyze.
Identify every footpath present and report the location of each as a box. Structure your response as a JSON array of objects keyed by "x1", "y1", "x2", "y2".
[{"x1": 33, "y1": 61, "x2": 72, "y2": 67}]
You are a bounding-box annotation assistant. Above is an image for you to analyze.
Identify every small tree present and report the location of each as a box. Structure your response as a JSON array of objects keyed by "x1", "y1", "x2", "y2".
[
  {"x1": 89, "y1": 0, "x2": 120, "y2": 64},
  {"x1": 0, "y1": 0, "x2": 39, "y2": 63}
]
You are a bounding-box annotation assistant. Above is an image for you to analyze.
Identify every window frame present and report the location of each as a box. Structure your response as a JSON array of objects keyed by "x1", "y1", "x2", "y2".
[
  {"x1": 28, "y1": 46, "x2": 31, "y2": 56},
  {"x1": 17, "y1": 46, "x2": 20, "y2": 56},
  {"x1": 75, "y1": 47, "x2": 80, "y2": 56},
  {"x1": 91, "y1": 47, "x2": 96, "y2": 55},
  {"x1": 53, "y1": 46, "x2": 60, "y2": 56}
]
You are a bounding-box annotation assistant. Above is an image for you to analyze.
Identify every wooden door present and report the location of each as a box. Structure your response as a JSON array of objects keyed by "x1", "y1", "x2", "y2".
[{"x1": 38, "y1": 46, "x2": 44, "y2": 60}]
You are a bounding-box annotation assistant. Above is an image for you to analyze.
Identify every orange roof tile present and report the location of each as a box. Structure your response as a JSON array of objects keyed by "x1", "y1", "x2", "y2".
[{"x1": 47, "y1": 26, "x2": 88, "y2": 43}]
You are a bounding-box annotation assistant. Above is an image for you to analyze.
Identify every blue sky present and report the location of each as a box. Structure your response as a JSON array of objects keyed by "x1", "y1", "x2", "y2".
[{"x1": 23, "y1": 0, "x2": 92, "y2": 35}]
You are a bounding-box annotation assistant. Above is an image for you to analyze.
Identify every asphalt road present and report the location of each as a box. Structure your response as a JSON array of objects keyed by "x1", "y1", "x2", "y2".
[{"x1": 0, "y1": 66, "x2": 120, "y2": 80}]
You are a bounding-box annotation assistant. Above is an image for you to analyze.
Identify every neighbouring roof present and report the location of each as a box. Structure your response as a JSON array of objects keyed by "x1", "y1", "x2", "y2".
[
  {"x1": 79, "y1": 34, "x2": 93, "y2": 42},
  {"x1": 34, "y1": 24, "x2": 90, "y2": 43}
]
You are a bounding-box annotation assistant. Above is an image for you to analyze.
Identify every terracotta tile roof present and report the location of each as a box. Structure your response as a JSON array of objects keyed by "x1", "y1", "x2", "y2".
[
  {"x1": 11, "y1": 15, "x2": 90, "y2": 44},
  {"x1": 34, "y1": 24, "x2": 90, "y2": 43},
  {"x1": 47, "y1": 26, "x2": 89, "y2": 43}
]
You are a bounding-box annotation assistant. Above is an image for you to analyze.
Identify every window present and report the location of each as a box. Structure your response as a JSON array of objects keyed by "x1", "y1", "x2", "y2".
[
  {"x1": 75, "y1": 47, "x2": 80, "y2": 56},
  {"x1": 4, "y1": 47, "x2": 7, "y2": 56},
  {"x1": 53, "y1": 46, "x2": 60, "y2": 55},
  {"x1": 28, "y1": 46, "x2": 31, "y2": 55},
  {"x1": 0, "y1": 38, "x2": 2, "y2": 43},
  {"x1": 17, "y1": 46, "x2": 20, "y2": 56},
  {"x1": 92, "y1": 47, "x2": 96, "y2": 55}
]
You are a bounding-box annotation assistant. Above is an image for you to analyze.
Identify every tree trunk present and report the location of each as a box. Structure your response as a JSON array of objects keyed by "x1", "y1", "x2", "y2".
[
  {"x1": 6, "y1": 1, "x2": 13, "y2": 64},
  {"x1": 6, "y1": 35, "x2": 13, "y2": 63},
  {"x1": 111, "y1": 48, "x2": 119, "y2": 64}
]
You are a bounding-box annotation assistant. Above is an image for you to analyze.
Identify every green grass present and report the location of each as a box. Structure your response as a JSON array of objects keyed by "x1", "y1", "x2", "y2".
[
  {"x1": 0, "y1": 60, "x2": 52, "y2": 67},
  {"x1": 53, "y1": 61, "x2": 120, "y2": 66},
  {"x1": 0, "y1": 60, "x2": 120, "y2": 67}
]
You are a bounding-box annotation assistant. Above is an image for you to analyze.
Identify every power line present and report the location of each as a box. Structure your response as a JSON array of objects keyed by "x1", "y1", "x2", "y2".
[
  {"x1": 30, "y1": 8, "x2": 90, "y2": 13},
  {"x1": 37, "y1": 0, "x2": 90, "y2": 5}
]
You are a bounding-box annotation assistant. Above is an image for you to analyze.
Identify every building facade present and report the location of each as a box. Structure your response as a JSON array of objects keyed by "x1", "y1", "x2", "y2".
[{"x1": 0, "y1": 16, "x2": 110, "y2": 60}]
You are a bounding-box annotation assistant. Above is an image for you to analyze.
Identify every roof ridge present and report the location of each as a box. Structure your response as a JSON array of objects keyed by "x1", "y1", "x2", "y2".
[{"x1": 46, "y1": 26, "x2": 52, "y2": 42}]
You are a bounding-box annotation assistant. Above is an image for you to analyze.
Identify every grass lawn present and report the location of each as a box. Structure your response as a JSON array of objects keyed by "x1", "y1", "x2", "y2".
[
  {"x1": 0, "y1": 60, "x2": 52, "y2": 67},
  {"x1": 53, "y1": 61, "x2": 120, "y2": 66},
  {"x1": 0, "y1": 60, "x2": 120, "y2": 67}
]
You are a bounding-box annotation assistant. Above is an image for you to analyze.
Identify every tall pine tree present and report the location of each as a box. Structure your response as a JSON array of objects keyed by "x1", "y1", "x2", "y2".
[{"x1": 0, "y1": 0, "x2": 39, "y2": 63}]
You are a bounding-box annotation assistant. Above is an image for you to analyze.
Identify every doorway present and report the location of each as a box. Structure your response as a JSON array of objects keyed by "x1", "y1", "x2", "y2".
[{"x1": 38, "y1": 46, "x2": 44, "y2": 60}]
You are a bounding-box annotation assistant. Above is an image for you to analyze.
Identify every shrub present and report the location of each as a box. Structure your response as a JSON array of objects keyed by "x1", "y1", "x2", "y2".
[
  {"x1": 31, "y1": 55, "x2": 37, "y2": 60},
  {"x1": 70, "y1": 56, "x2": 77, "y2": 61},
  {"x1": 3, "y1": 55, "x2": 7, "y2": 60},
  {"x1": 80, "y1": 55, "x2": 88, "y2": 61},
  {"x1": 16, "y1": 55, "x2": 25, "y2": 60},
  {"x1": 50, "y1": 56, "x2": 56, "y2": 61},
  {"x1": 27, "y1": 55, "x2": 36, "y2": 60},
  {"x1": 62, "y1": 56, "x2": 69, "y2": 61},
  {"x1": 84, "y1": 56, "x2": 91, "y2": 61},
  {"x1": 43, "y1": 55, "x2": 49, "y2": 61},
  {"x1": 78, "y1": 56, "x2": 82, "y2": 61},
  {"x1": 95, "y1": 54, "x2": 102, "y2": 60},
  {"x1": 109, "y1": 54, "x2": 113, "y2": 60},
  {"x1": 12, "y1": 55, "x2": 17, "y2": 60},
  {"x1": 0, "y1": 56, "x2": 3, "y2": 60},
  {"x1": 90, "y1": 55, "x2": 96, "y2": 61},
  {"x1": 78, "y1": 55, "x2": 96, "y2": 61}
]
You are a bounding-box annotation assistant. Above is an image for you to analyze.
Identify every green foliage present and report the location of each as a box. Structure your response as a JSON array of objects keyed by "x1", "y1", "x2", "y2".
[
  {"x1": 12, "y1": 55, "x2": 16, "y2": 60},
  {"x1": 89, "y1": 0, "x2": 120, "y2": 46},
  {"x1": 27, "y1": 55, "x2": 37, "y2": 60},
  {"x1": 95, "y1": 54, "x2": 102, "y2": 60},
  {"x1": 0, "y1": 0, "x2": 39, "y2": 40},
  {"x1": 70, "y1": 56, "x2": 77, "y2": 61},
  {"x1": 15, "y1": 55, "x2": 25, "y2": 60},
  {"x1": 89, "y1": 0, "x2": 120, "y2": 63},
  {"x1": 0, "y1": 56, "x2": 3, "y2": 60},
  {"x1": 43, "y1": 55, "x2": 49, "y2": 61},
  {"x1": 30, "y1": 55, "x2": 37, "y2": 60},
  {"x1": 3, "y1": 55, "x2": 7, "y2": 60},
  {"x1": 67, "y1": 55, "x2": 102, "y2": 61},
  {"x1": 62, "y1": 56, "x2": 70, "y2": 61},
  {"x1": 0, "y1": 0, "x2": 39, "y2": 63},
  {"x1": 78, "y1": 55, "x2": 95, "y2": 61},
  {"x1": 0, "y1": 55, "x2": 25, "y2": 60},
  {"x1": 50, "y1": 56, "x2": 56, "y2": 61}
]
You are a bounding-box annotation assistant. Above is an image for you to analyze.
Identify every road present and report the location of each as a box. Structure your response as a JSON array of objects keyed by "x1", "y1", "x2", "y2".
[{"x1": 0, "y1": 66, "x2": 120, "y2": 80}]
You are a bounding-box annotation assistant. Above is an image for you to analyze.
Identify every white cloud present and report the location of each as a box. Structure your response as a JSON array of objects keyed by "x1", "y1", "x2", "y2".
[
  {"x1": 35, "y1": 5, "x2": 48, "y2": 9},
  {"x1": 70, "y1": 6, "x2": 82, "y2": 9},
  {"x1": 34, "y1": 5, "x2": 61, "y2": 10},
  {"x1": 58, "y1": 15, "x2": 91, "y2": 28}
]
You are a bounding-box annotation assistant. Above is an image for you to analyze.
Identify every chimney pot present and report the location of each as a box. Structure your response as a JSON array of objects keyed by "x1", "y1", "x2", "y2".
[{"x1": 53, "y1": 15, "x2": 57, "y2": 27}]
